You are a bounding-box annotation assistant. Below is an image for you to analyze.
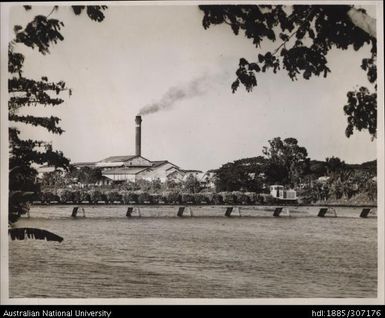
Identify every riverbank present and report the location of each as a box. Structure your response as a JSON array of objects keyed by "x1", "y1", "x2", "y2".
[
  {"x1": 309, "y1": 192, "x2": 377, "y2": 207},
  {"x1": 34, "y1": 187, "x2": 377, "y2": 206},
  {"x1": 31, "y1": 201, "x2": 378, "y2": 208}
]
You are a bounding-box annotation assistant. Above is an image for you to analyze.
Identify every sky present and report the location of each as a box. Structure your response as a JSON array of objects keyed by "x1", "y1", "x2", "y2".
[{"x1": 8, "y1": 3, "x2": 378, "y2": 171}]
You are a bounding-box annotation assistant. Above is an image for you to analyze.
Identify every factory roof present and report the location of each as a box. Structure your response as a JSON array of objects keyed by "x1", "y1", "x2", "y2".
[
  {"x1": 102, "y1": 167, "x2": 147, "y2": 175},
  {"x1": 72, "y1": 162, "x2": 96, "y2": 167},
  {"x1": 151, "y1": 160, "x2": 169, "y2": 167},
  {"x1": 99, "y1": 155, "x2": 138, "y2": 163},
  {"x1": 151, "y1": 160, "x2": 180, "y2": 168},
  {"x1": 166, "y1": 165, "x2": 181, "y2": 171}
]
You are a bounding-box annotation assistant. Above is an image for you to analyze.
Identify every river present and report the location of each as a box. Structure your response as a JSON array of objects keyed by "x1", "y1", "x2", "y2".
[{"x1": 9, "y1": 205, "x2": 377, "y2": 298}]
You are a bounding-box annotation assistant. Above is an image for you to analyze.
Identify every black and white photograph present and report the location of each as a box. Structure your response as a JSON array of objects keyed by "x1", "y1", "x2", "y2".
[{"x1": 0, "y1": 0, "x2": 384, "y2": 305}]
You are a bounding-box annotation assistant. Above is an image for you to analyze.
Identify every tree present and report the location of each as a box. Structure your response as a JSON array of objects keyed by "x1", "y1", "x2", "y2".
[
  {"x1": 67, "y1": 166, "x2": 103, "y2": 185},
  {"x1": 150, "y1": 178, "x2": 163, "y2": 192},
  {"x1": 183, "y1": 174, "x2": 201, "y2": 193},
  {"x1": 165, "y1": 179, "x2": 180, "y2": 190},
  {"x1": 262, "y1": 137, "x2": 308, "y2": 185},
  {"x1": 360, "y1": 159, "x2": 377, "y2": 175},
  {"x1": 308, "y1": 160, "x2": 327, "y2": 177},
  {"x1": 8, "y1": 5, "x2": 107, "y2": 224},
  {"x1": 199, "y1": 5, "x2": 377, "y2": 138},
  {"x1": 215, "y1": 156, "x2": 266, "y2": 192},
  {"x1": 41, "y1": 170, "x2": 66, "y2": 188},
  {"x1": 325, "y1": 156, "x2": 346, "y2": 175},
  {"x1": 135, "y1": 179, "x2": 152, "y2": 191}
]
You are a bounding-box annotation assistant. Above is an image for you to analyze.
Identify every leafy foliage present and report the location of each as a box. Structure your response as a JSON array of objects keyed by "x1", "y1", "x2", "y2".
[
  {"x1": 262, "y1": 137, "x2": 308, "y2": 185},
  {"x1": 14, "y1": 15, "x2": 65, "y2": 55},
  {"x1": 9, "y1": 228, "x2": 63, "y2": 242},
  {"x1": 183, "y1": 174, "x2": 201, "y2": 193},
  {"x1": 325, "y1": 156, "x2": 346, "y2": 175},
  {"x1": 9, "y1": 128, "x2": 69, "y2": 193},
  {"x1": 8, "y1": 6, "x2": 108, "y2": 223},
  {"x1": 8, "y1": 191, "x2": 36, "y2": 223},
  {"x1": 199, "y1": 5, "x2": 377, "y2": 138},
  {"x1": 66, "y1": 166, "x2": 103, "y2": 185},
  {"x1": 215, "y1": 156, "x2": 266, "y2": 192},
  {"x1": 344, "y1": 87, "x2": 377, "y2": 138},
  {"x1": 71, "y1": 6, "x2": 108, "y2": 22},
  {"x1": 215, "y1": 137, "x2": 309, "y2": 190}
]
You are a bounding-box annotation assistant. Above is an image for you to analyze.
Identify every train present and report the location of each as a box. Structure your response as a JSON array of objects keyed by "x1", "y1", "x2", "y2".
[{"x1": 269, "y1": 185, "x2": 298, "y2": 203}]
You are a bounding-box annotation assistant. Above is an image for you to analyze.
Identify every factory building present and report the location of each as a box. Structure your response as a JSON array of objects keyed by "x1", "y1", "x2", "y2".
[
  {"x1": 72, "y1": 116, "x2": 204, "y2": 184},
  {"x1": 98, "y1": 156, "x2": 185, "y2": 183}
]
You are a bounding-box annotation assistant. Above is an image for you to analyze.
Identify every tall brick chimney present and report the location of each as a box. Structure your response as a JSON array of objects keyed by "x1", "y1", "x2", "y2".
[{"x1": 135, "y1": 115, "x2": 142, "y2": 156}]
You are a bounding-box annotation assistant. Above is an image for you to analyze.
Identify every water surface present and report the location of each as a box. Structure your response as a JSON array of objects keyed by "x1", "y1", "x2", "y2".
[{"x1": 9, "y1": 205, "x2": 377, "y2": 298}]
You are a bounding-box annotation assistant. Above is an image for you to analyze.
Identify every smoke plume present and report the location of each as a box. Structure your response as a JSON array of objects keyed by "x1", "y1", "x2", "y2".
[{"x1": 138, "y1": 76, "x2": 209, "y2": 116}]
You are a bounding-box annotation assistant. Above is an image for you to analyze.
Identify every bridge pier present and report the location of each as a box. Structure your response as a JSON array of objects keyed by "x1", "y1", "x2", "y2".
[
  {"x1": 177, "y1": 206, "x2": 193, "y2": 217},
  {"x1": 71, "y1": 206, "x2": 85, "y2": 218},
  {"x1": 225, "y1": 207, "x2": 241, "y2": 217},
  {"x1": 273, "y1": 207, "x2": 283, "y2": 217},
  {"x1": 360, "y1": 208, "x2": 376, "y2": 218},
  {"x1": 317, "y1": 207, "x2": 337, "y2": 217},
  {"x1": 126, "y1": 207, "x2": 141, "y2": 217},
  {"x1": 273, "y1": 207, "x2": 291, "y2": 217}
]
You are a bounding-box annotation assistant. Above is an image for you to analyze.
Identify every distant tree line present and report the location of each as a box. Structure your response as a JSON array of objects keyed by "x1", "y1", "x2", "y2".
[
  {"x1": 39, "y1": 136, "x2": 377, "y2": 205},
  {"x1": 215, "y1": 137, "x2": 309, "y2": 191},
  {"x1": 214, "y1": 137, "x2": 376, "y2": 204}
]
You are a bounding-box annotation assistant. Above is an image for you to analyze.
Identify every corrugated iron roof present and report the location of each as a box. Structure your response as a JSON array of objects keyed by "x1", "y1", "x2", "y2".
[
  {"x1": 166, "y1": 166, "x2": 180, "y2": 171},
  {"x1": 72, "y1": 162, "x2": 96, "y2": 167},
  {"x1": 151, "y1": 160, "x2": 180, "y2": 168},
  {"x1": 102, "y1": 167, "x2": 147, "y2": 175},
  {"x1": 167, "y1": 170, "x2": 184, "y2": 176},
  {"x1": 151, "y1": 160, "x2": 168, "y2": 167},
  {"x1": 99, "y1": 155, "x2": 137, "y2": 163}
]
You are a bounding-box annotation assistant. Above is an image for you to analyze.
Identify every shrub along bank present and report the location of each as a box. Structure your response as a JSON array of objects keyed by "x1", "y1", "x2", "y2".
[
  {"x1": 33, "y1": 188, "x2": 376, "y2": 206},
  {"x1": 32, "y1": 190, "x2": 265, "y2": 205}
]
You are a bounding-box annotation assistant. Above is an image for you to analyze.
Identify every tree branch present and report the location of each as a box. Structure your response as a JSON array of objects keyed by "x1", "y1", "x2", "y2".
[
  {"x1": 46, "y1": 6, "x2": 58, "y2": 18},
  {"x1": 272, "y1": 8, "x2": 314, "y2": 56}
]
